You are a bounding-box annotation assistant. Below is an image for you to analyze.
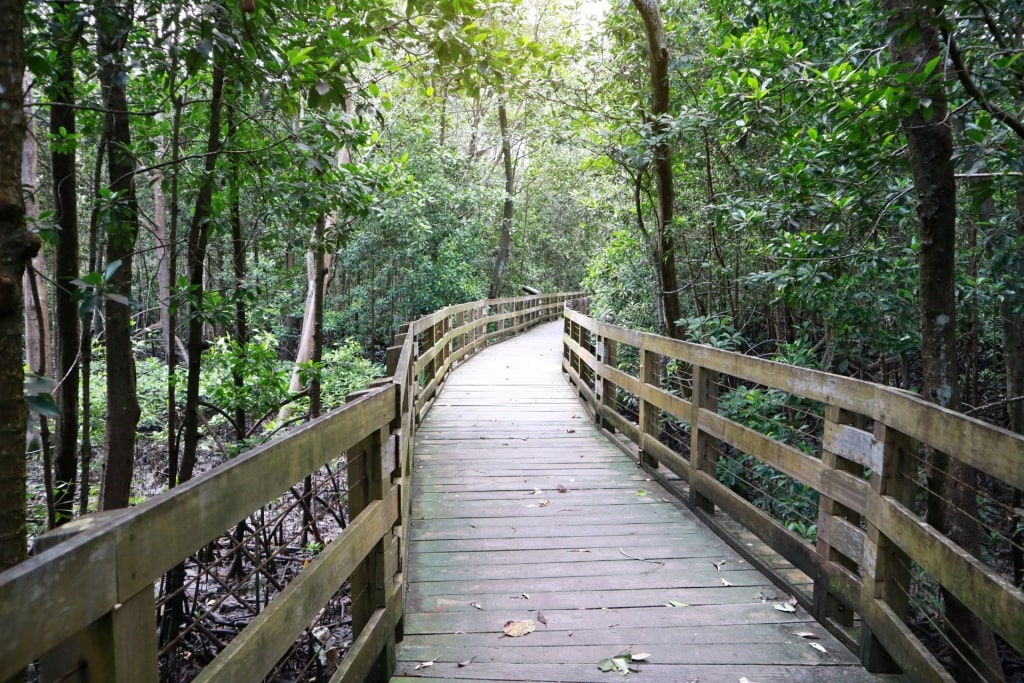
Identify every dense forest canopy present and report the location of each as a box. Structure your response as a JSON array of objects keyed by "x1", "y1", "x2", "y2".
[{"x1": 1, "y1": 1, "x2": 1022, "y2": 663}]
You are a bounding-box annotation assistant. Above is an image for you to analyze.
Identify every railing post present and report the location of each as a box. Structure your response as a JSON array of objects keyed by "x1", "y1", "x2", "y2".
[
  {"x1": 385, "y1": 324, "x2": 408, "y2": 377},
  {"x1": 596, "y1": 335, "x2": 617, "y2": 433},
  {"x1": 689, "y1": 364, "x2": 718, "y2": 513},
  {"x1": 35, "y1": 512, "x2": 158, "y2": 683},
  {"x1": 347, "y1": 425, "x2": 400, "y2": 681},
  {"x1": 814, "y1": 406, "x2": 865, "y2": 628},
  {"x1": 859, "y1": 419, "x2": 915, "y2": 673},
  {"x1": 638, "y1": 343, "x2": 659, "y2": 468}
]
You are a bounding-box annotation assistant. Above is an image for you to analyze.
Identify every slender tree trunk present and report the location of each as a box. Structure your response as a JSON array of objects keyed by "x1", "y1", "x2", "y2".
[
  {"x1": 489, "y1": 101, "x2": 514, "y2": 299},
  {"x1": 22, "y1": 77, "x2": 57, "y2": 530},
  {"x1": 632, "y1": 0, "x2": 682, "y2": 338},
  {"x1": 97, "y1": 0, "x2": 142, "y2": 510},
  {"x1": 51, "y1": 2, "x2": 81, "y2": 522},
  {"x1": 0, "y1": 0, "x2": 35, "y2": 571},
  {"x1": 79, "y1": 133, "x2": 105, "y2": 516},
  {"x1": 229, "y1": 104, "x2": 247, "y2": 442},
  {"x1": 1007, "y1": 190, "x2": 1024, "y2": 587},
  {"x1": 884, "y1": 2, "x2": 1005, "y2": 680},
  {"x1": 166, "y1": 93, "x2": 182, "y2": 488},
  {"x1": 179, "y1": 43, "x2": 226, "y2": 485}
]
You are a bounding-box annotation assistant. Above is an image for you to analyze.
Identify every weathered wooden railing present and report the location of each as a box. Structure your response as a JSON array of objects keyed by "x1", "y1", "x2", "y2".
[
  {"x1": 0, "y1": 292, "x2": 578, "y2": 683},
  {"x1": 563, "y1": 301, "x2": 1024, "y2": 683}
]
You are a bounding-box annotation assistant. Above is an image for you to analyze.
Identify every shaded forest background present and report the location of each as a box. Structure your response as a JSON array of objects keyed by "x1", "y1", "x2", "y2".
[{"x1": 1, "y1": 0, "x2": 1022, "y2": 593}]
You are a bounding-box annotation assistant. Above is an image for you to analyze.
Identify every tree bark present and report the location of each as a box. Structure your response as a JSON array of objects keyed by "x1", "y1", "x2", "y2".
[
  {"x1": 179, "y1": 43, "x2": 226, "y2": 485},
  {"x1": 489, "y1": 101, "x2": 514, "y2": 299},
  {"x1": 884, "y1": 2, "x2": 1005, "y2": 681},
  {"x1": 1007, "y1": 190, "x2": 1024, "y2": 587},
  {"x1": 51, "y1": 1, "x2": 81, "y2": 522},
  {"x1": 631, "y1": 0, "x2": 682, "y2": 338},
  {"x1": 0, "y1": 0, "x2": 35, "y2": 571},
  {"x1": 97, "y1": 0, "x2": 142, "y2": 511}
]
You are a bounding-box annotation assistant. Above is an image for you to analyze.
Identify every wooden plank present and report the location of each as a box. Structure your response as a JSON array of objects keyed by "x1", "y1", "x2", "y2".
[
  {"x1": 700, "y1": 409, "x2": 825, "y2": 490},
  {"x1": 332, "y1": 579, "x2": 404, "y2": 683},
  {"x1": 194, "y1": 491, "x2": 400, "y2": 683},
  {"x1": 824, "y1": 421, "x2": 880, "y2": 470},
  {"x1": 117, "y1": 386, "x2": 396, "y2": 598},
  {"x1": 867, "y1": 494, "x2": 1024, "y2": 653},
  {"x1": 872, "y1": 387, "x2": 1024, "y2": 490},
  {"x1": 0, "y1": 523, "x2": 118, "y2": 681}
]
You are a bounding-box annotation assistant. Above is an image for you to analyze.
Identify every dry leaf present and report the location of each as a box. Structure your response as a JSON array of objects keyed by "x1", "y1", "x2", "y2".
[
  {"x1": 538, "y1": 499, "x2": 551, "y2": 507},
  {"x1": 809, "y1": 642, "x2": 828, "y2": 654},
  {"x1": 536, "y1": 611, "x2": 548, "y2": 626},
  {"x1": 792, "y1": 631, "x2": 820, "y2": 639},
  {"x1": 712, "y1": 560, "x2": 726, "y2": 572},
  {"x1": 458, "y1": 657, "x2": 476, "y2": 668},
  {"x1": 531, "y1": 487, "x2": 542, "y2": 495},
  {"x1": 773, "y1": 602, "x2": 796, "y2": 613},
  {"x1": 788, "y1": 594, "x2": 798, "y2": 606},
  {"x1": 631, "y1": 653, "x2": 651, "y2": 661},
  {"x1": 720, "y1": 577, "x2": 734, "y2": 587},
  {"x1": 414, "y1": 659, "x2": 437, "y2": 670},
  {"x1": 500, "y1": 619, "x2": 536, "y2": 638},
  {"x1": 666, "y1": 600, "x2": 689, "y2": 607},
  {"x1": 557, "y1": 483, "x2": 569, "y2": 493},
  {"x1": 469, "y1": 601, "x2": 483, "y2": 610},
  {"x1": 567, "y1": 428, "x2": 576, "y2": 433}
]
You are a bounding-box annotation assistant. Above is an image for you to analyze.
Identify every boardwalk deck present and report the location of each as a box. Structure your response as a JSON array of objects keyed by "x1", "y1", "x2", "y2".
[{"x1": 391, "y1": 321, "x2": 899, "y2": 683}]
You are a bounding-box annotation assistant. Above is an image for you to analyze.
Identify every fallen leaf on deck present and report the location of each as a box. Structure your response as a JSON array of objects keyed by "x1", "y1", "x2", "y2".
[
  {"x1": 469, "y1": 601, "x2": 483, "y2": 610},
  {"x1": 567, "y1": 428, "x2": 576, "y2": 433},
  {"x1": 720, "y1": 577, "x2": 734, "y2": 587},
  {"x1": 538, "y1": 499, "x2": 551, "y2": 507},
  {"x1": 712, "y1": 560, "x2": 726, "y2": 572},
  {"x1": 809, "y1": 642, "x2": 828, "y2": 654},
  {"x1": 773, "y1": 602, "x2": 796, "y2": 613},
  {"x1": 787, "y1": 594, "x2": 798, "y2": 606},
  {"x1": 458, "y1": 657, "x2": 476, "y2": 668},
  {"x1": 792, "y1": 631, "x2": 820, "y2": 639},
  {"x1": 666, "y1": 600, "x2": 689, "y2": 607},
  {"x1": 537, "y1": 611, "x2": 548, "y2": 626},
  {"x1": 500, "y1": 619, "x2": 536, "y2": 638},
  {"x1": 557, "y1": 483, "x2": 569, "y2": 493},
  {"x1": 597, "y1": 651, "x2": 647, "y2": 675},
  {"x1": 414, "y1": 659, "x2": 437, "y2": 670},
  {"x1": 531, "y1": 487, "x2": 542, "y2": 495},
  {"x1": 637, "y1": 489, "x2": 648, "y2": 496}
]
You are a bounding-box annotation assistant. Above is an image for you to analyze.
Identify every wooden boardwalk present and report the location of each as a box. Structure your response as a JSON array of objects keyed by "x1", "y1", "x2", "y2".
[{"x1": 391, "y1": 321, "x2": 898, "y2": 683}]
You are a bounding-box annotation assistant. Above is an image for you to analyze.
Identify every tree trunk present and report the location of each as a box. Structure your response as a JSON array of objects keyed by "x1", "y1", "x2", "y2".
[
  {"x1": 166, "y1": 93, "x2": 183, "y2": 487},
  {"x1": 1007, "y1": 190, "x2": 1024, "y2": 587},
  {"x1": 51, "y1": 2, "x2": 81, "y2": 522},
  {"x1": 631, "y1": 0, "x2": 682, "y2": 338},
  {"x1": 23, "y1": 76, "x2": 57, "y2": 530},
  {"x1": 179, "y1": 43, "x2": 226, "y2": 485},
  {"x1": 97, "y1": 0, "x2": 142, "y2": 511},
  {"x1": 0, "y1": 0, "x2": 34, "y2": 571},
  {"x1": 229, "y1": 103, "x2": 247, "y2": 442},
  {"x1": 883, "y1": 2, "x2": 1005, "y2": 680},
  {"x1": 489, "y1": 101, "x2": 514, "y2": 299}
]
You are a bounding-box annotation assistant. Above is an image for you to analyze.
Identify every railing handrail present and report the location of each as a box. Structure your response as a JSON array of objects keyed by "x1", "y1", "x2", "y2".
[
  {"x1": 0, "y1": 291, "x2": 581, "y2": 683},
  {"x1": 561, "y1": 303, "x2": 1024, "y2": 683}
]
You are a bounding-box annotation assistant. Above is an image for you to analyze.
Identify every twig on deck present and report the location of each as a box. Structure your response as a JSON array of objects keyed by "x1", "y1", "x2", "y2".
[{"x1": 619, "y1": 547, "x2": 664, "y2": 573}]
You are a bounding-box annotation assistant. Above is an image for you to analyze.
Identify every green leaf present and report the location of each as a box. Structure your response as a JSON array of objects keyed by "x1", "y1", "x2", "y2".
[{"x1": 26, "y1": 393, "x2": 60, "y2": 418}]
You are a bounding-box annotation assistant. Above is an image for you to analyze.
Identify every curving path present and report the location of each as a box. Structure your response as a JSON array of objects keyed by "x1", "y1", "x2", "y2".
[{"x1": 390, "y1": 321, "x2": 901, "y2": 683}]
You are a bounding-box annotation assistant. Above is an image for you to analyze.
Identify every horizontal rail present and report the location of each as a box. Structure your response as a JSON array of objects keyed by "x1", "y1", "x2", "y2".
[
  {"x1": 0, "y1": 290, "x2": 581, "y2": 683},
  {"x1": 562, "y1": 305, "x2": 1024, "y2": 683}
]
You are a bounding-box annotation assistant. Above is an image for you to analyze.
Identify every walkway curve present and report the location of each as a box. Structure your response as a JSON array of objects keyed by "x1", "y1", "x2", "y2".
[{"x1": 391, "y1": 321, "x2": 900, "y2": 683}]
